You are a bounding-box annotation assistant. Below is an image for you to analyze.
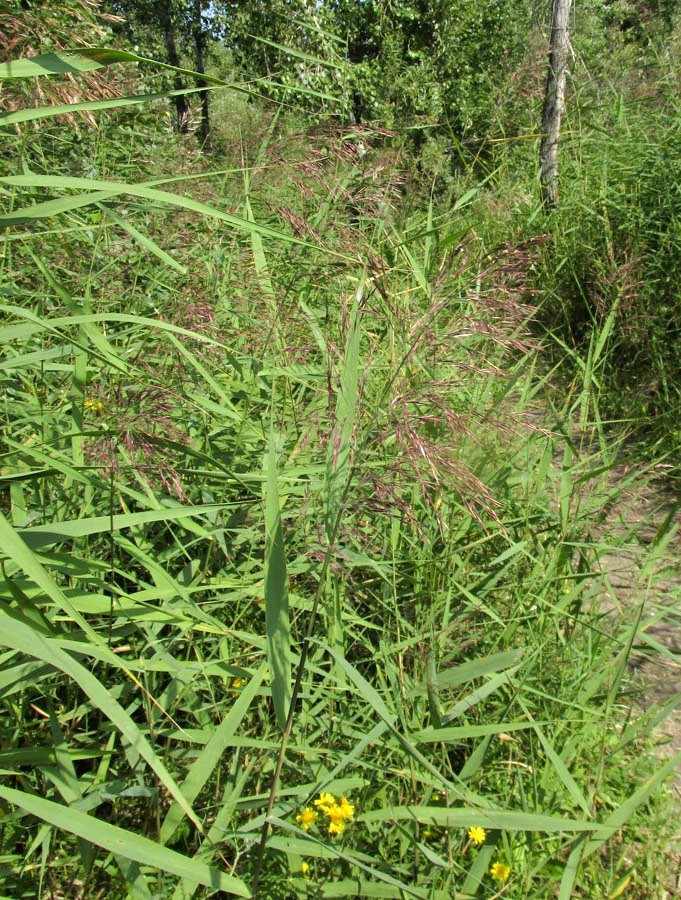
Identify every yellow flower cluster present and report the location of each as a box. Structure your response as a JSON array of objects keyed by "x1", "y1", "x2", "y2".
[
  {"x1": 230, "y1": 677, "x2": 247, "y2": 695},
  {"x1": 84, "y1": 399, "x2": 103, "y2": 412},
  {"x1": 314, "y1": 792, "x2": 354, "y2": 835},
  {"x1": 296, "y1": 792, "x2": 354, "y2": 837}
]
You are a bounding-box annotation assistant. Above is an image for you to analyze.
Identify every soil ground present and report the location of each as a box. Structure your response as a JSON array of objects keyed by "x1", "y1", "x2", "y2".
[{"x1": 547, "y1": 421, "x2": 681, "y2": 895}]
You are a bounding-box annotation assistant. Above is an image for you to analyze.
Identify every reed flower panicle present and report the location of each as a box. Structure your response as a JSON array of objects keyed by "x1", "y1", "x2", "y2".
[{"x1": 85, "y1": 383, "x2": 191, "y2": 499}]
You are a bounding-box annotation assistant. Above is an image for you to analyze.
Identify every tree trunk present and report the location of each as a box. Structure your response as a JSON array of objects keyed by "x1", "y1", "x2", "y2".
[
  {"x1": 539, "y1": 0, "x2": 573, "y2": 209},
  {"x1": 158, "y1": 0, "x2": 189, "y2": 133},
  {"x1": 192, "y1": 0, "x2": 210, "y2": 149}
]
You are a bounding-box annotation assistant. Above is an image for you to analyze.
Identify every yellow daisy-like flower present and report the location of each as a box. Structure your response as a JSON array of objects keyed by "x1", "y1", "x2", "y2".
[
  {"x1": 490, "y1": 862, "x2": 510, "y2": 882},
  {"x1": 301, "y1": 862, "x2": 310, "y2": 879},
  {"x1": 312, "y1": 791, "x2": 354, "y2": 835},
  {"x1": 327, "y1": 817, "x2": 346, "y2": 835},
  {"x1": 295, "y1": 807, "x2": 318, "y2": 831},
  {"x1": 314, "y1": 792, "x2": 336, "y2": 814},
  {"x1": 468, "y1": 825, "x2": 486, "y2": 846},
  {"x1": 326, "y1": 804, "x2": 348, "y2": 833},
  {"x1": 337, "y1": 797, "x2": 354, "y2": 820}
]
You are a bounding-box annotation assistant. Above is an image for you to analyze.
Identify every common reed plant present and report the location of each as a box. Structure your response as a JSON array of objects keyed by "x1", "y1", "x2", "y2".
[{"x1": 0, "y1": 40, "x2": 678, "y2": 900}]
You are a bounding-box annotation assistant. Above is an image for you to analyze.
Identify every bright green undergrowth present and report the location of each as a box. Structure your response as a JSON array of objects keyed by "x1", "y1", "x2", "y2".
[
  {"x1": 443, "y1": 8, "x2": 681, "y2": 469},
  {"x1": 0, "y1": 47, "x2": 679, "y2": 900}
]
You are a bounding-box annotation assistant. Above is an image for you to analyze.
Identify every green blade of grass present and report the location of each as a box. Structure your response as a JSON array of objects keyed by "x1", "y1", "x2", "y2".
[
  {"x1": 0, "y1": 511, "x2": 109, "y2": 647},
  {"x1": 558, "y1": 834, "x2": 587, "y2": 900},
  {"x1": 443, "y1": 668, "x2": 521, "y2": 723},
  {"x1": 322, "y1": 286, "x2": 363, "y2": 683},
  {"x1": 0, "y1": 306, "x2": 245, "y2": 370},
  {"x1": 411, "y1": 721, "x2": 536, "y2": 743},
  {"x1": 0, "y1": 784, "x2": 249, "y2": 896},
  {"x1": 310, "y1": 881, "x2": 456, "y2": 899},
  {"x1": 319, "y1": 640, "x2": 492, "y2": 807},
  {"x1": 360, "y1": 806, "x2": 606, "y2": 833},
  {"x1": 434, "y1": 649, "x2": 523, "y2": 689},
  {"x1": 0, "y1": 86, "x2": 216, "y2": 126},
  {"x1": 461, "y1": 843, "x2": 495, "y2": 896},
  {"x1": 17, "y1": 504, "x2": 228, "y2": 550},
  {"x1": 159, "y1": 662, "x2": 266, "y2": 844},
  {"x1": 264, "y1": 433, "x2": 291, "y2": 731},
  {"x1": 0, "y1": 175, "x2": 345, "y2": 257},
  {"x1": 45, "y1": 708, "x2": 95, "y2": 871},
  {"x1": 525, "y1": 713, "x2": 591, "y2": 816},
  {"x1": 323, "y1": 287, "x2": 361, "y2": 540},
  {"x1": 116, "y1": 859, "x2": 153, "y2": 900},
  {"x1": 0, "y1": 47, "x2": 276, "y2": 104},
  {"x1": 582, "y1": 749, "x2": 681, "y2": 859},
  {"x1": 100, "y1": 204, "x2": 186, "y2": 273},
  {"x1": 0, "y1": 613, "x2": 203, "y2": 833},
  {"x1": 249, "y1": 35, "x2": 342, "y2": 69},
  {"x1": 0, "y1": 51, "x2": 104, "y2": 78},
  {"x1": 172, "y1": 758, "x2": 257, "y2": 900}
]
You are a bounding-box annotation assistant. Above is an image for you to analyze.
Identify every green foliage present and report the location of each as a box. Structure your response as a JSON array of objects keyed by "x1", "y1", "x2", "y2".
[
  {"x1": 0, "y1": 18, "x2": 679, "y2": 900},
  {"x1": 447, "y1": 0, "x2": 681, "y2": 461},
  {"x1": 527, "y1": 20, "x2": 681, "y2": 456},
  {"x1": 598, "y1": 0, "x2": 681, "y2": 40},
  {"x1": 230, "y1": 0, "x2": 536, "y2": 141}
]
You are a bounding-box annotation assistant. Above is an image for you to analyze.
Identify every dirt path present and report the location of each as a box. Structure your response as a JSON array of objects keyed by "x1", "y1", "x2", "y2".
[
  {"x1": 590, "y1": 472, "x2": 681, "y2": 756},
  {"x1": 543, "y1": 423, "x2": 681, "y2": 893},
  {"x1": 534, "y1": 413, "x2": 681, "y2": 751},
  {"x1": 598, "y1": 478, "x2": 681, "y2": 896},
  {"x1": 534, "y1": 418, "x2": 681, "y2": 893}
]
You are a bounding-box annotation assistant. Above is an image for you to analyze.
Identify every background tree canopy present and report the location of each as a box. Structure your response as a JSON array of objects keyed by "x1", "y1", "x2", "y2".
[{"x1": 106, "y1": 0, "x2": 536, "y2": 139}]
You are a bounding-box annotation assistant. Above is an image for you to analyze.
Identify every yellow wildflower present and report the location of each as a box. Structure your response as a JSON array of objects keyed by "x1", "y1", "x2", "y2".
[
  {"x1": 490, "y1": 862, "x2": 510, "y2": 881},
  {"x1": 313, "y1": 791, "x2": 354, "y2": 835},
  {"x1": 326, "y1": 804, "x2": 348, "y2": 834},
  {"x1": 327, "y1": 817, "x2": 346, "y2": 836},
  {"x1": 314, "y1": 792, "x2": 337, "y2": 814},
  {"x1": 468, "y1": 826, "x2": 486, "y2": 846},
  {"x1": 301, "y1": 862, "x2": 310, "y2": 879},
  {"x1": 337, "y1": 797, "x2": 354, "y2": 820},
  {"x1": 295, "y1": 807, "x2": 318, "y2": 831},
  {"x1": 230, "y1": 677, "x2": 247, "y2": 696}
]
